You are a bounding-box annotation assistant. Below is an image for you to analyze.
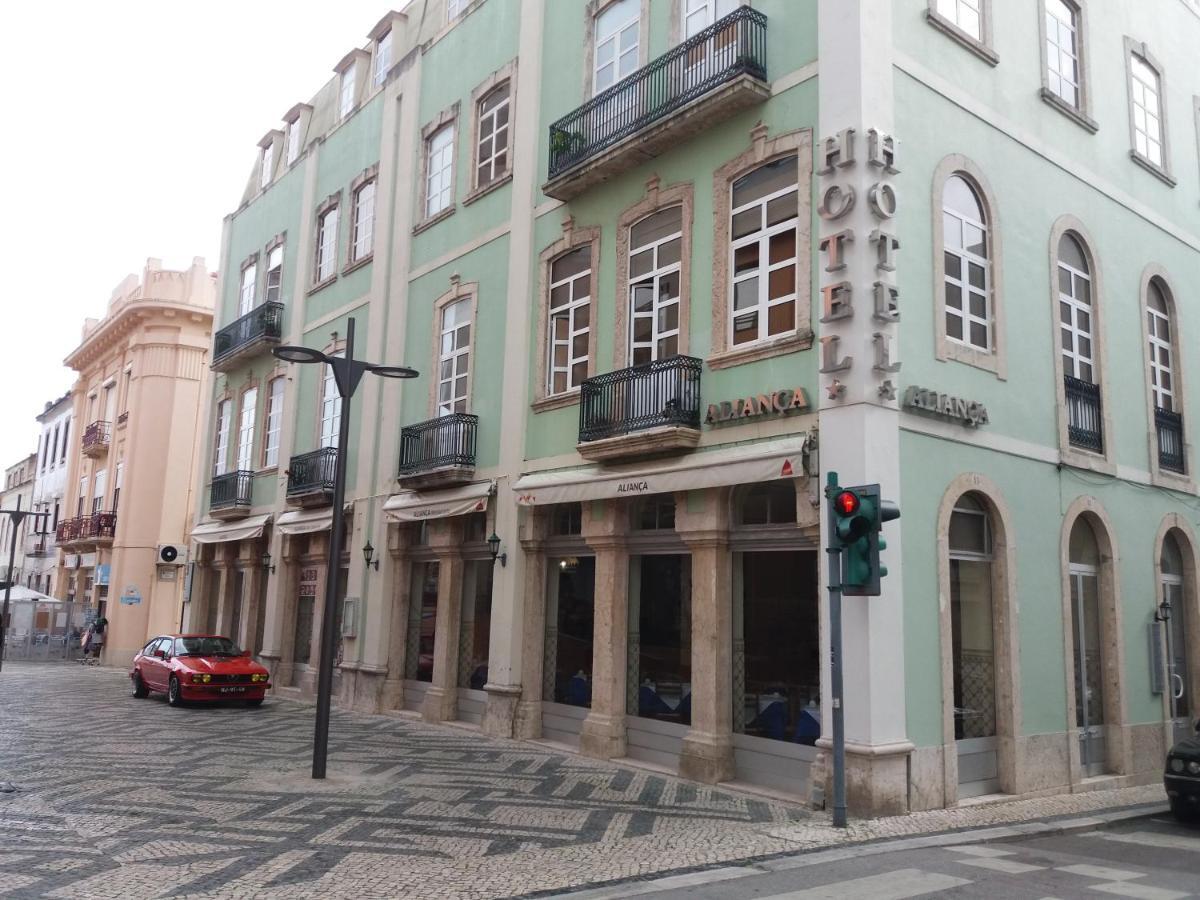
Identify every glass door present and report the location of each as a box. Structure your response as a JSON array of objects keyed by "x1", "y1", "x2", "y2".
[
  {"x1": 1070, "y1": 566, "x2": 1106, "y2": 776},
  {"x1": 1165, "y1": 579, "x2": 1192, "y2": 745}
]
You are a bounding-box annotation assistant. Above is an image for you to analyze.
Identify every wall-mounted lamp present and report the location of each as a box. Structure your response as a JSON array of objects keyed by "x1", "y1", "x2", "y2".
[
  {"x1": 487, "y1": 532, "x2": 507, "y2": 568},
  {"x1": 362, "y1": 540, "x2": 379, "y2": 571},
  {"x1": 1155, "y1": 594, "x2": 1173, "y2": 623},
  {"x1": 260, "y1": 551, "x2": 275, "y2": 574}
]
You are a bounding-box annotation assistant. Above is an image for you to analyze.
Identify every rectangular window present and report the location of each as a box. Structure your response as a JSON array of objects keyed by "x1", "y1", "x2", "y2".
[
  {"x1": 113, "y1": 462, "x2": 123, "y2": 514},
  {"x1": 339, "y1": 65, "x2": 357, "y2": 120},
  {"x1": 1045, "y1": 0, "x2": 1080, "y2": 108},
  {"x1": 263, "y1": 377, "x2": 285, "y2": 468},
  {"x1": 425, "y1": 126, "x2": 455, "y2": 218},
  {"x1": 213, "y1": 398, "x2": 232, "y2": 477},
  {"x1": 120, "y1": 369, "x2": 132, "y2": 413},
  {"x1": 264, "y1": 246, "x2": 283, "y2": 304},
  {"x1": 287, "y1": 119, "x2": 302, "y2": 164},
  {"x1": 351, "y1": 181, "x2": 376, "y2": 262},
  {"x1": 594, "y1": 0, "x2": 640, "y2": 95},
  {"x1": 629, "y1": 207, "x2": 682, "y2": 364},
  {"x1": 40, "y1": 432, "x2": 48, "y2": 471},
  {"x1": 320, "y1": 355, "x2": 343, "y2": 449},
  {"x1": 730, "y1": 156, "x2": 799, "y2": 347},
  {"x1": 259, "y1": 144, "x2": 273, "y2": 189},
  {"x1": 60, "y1": 420, "x2": 68, "y2": 463},
  {"x1": 51, "y1": 425, "x2": 60, "y2": 466},
  {"x1": 92, "y1": 469, "x2": 107, "y2": 515},
  {"x1": 476, "y1": 85, "x2": 510, "y2": 188},
  {"x1": 447, "y1": 0, "x2": 468, "y2": 21},
  {"x1": 1130, "y1": 54, "x2": 1164, "y2": 168},
  {"x1": 548, "y1": 247, "x2": 591, "y2": 395},
  {"x1": 236, "y1": 387, "x2": 257, "y2": 472},
  {"x1": 437, "y1": 298, "x2": 472, "y2": 415},
  {"x1": 239, "y1": 264, "x2": 256, "y2": 316},
  {"x1": 77, "y1": 476, "x2": 86, "y2": 517},
  {"x1": 315, "y1": 207, "x2": 338, "y2": 283},
  {"x1": 374, "y1": 30, "x2": 392, "y2": 86},
  {"x1": 936, "y1": 0, "x2": 981, "y2": 39}
]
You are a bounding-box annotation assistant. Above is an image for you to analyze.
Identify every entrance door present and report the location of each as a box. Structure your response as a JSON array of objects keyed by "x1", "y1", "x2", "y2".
[
  {"x1": 1161, "y1": 533, "x2": 1192, "y2": 744},
  {"x1": 1070, "y1": 565, "x2": 1106, "y2": 776}
]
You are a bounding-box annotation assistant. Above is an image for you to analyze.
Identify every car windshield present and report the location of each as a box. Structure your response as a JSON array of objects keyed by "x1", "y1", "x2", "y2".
[{"x1": 174, "y1": 637, "x2": 242, "y2": 657}]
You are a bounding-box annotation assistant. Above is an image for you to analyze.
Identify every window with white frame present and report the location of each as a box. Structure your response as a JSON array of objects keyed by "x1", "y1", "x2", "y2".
[
  {"x1": 265, "y1": 246, "x2": 283, "y2": 304},
  {"x1": 1058, "y1": 234, "x2": 1094, "y2": 383},
  {"x1": 339, "y1": 65, "x2": 357, "y2": 120},
  {"x1": 213, "y1": 399, "x2": 232, "y2": 477},
  {"x1": 547, "y1": 247, "x2": 591, "y2": 395},
  {"x1": 315, "y1": 207, "x2": 338, "y2": 283},
  {"x1": 685, "y1": 0, "x2": 736, "y2": 36},
  {"x1": 1130, "y1": 54, "x2": 1164, "y2": 167},
  {"x1": 425, "y1": 126, "x2": 454, "y2": 218},
  {"x1": 1045, "y1": 0, "x2": 1080, "y2": 108},
  {"x1": 936, "y1": 0, "x2": 982, "y2": 40},
  {"x1": 351, "y1": 181, "x2": 375, "y2": 262},
  {"x1": 236, "y1": 387, "x2": 258, "y2": 472},
  {"x1": 263, "y1": 377, "x2": 285, "y2": 468},
  {"x1": 730, "y1": 155, "x2": 799, "y2": 347},
  {"x1": 77, "y1": 475, "x2": 86, "y2": 517},
  {"x1": 447, "y1": 0, "x2": 469, "y2": 21},
  {"x1": 92, "y1": 469, "x2": 106, "y2": 515},
  {"x1": 260, "y1": 144, "x2": 274, "y2": 190},
  {"x1": 1148, "y1": 281, "x2": 1175, "y2": 413},
  {"x1": 476, "y1": 84, "x2": 510, "y2": 188},
  {"x1": 239, "y1": 263, "x2": 257, "y2": 316},
  {"x1": 684, "y1": 0, "x2": 737, "y2": 75},
  {"x1": 437, "y1": 298, "x2": 472, "y2": 415},
  {"x1": 942, "y1": 175, "x2": 991, "y2": 352},
  {"x1": 287, "y1": 119, "x2": 302, "y2": 164},
  {"x1": 320, "y1": 355, "x2": 343, "y2": 449},
  {"x1": 594, "y1": 0, "x2": 640, "y2": 95},
  {"x1": 629, "y1": 207, "x2": 682, "y2": 365},
  {"x1": 374, "y1": 29, "x2": 393, "y2": 87}
]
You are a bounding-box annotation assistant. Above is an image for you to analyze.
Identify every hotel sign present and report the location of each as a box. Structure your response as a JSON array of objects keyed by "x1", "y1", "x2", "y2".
[
  {"x1": 903, "y1": 386, "x2": 990, "y2": 427},
  {"x1": 706, "y1": 387, "x2": 810, "y2": 425}
]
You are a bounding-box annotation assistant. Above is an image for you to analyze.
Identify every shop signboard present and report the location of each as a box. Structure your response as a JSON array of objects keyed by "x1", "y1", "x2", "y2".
[
  {"x1": 902, "y1": 386, "x2": 990, "y2": 427},
  {"x1": 96, "y1": 564, "x2": 110, "y2": 586},
  {"x1": 705, "y1": 387, "x2": 810, "y2": 426}
]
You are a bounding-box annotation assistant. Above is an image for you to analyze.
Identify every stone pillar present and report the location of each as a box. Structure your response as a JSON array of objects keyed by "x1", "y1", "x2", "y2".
[
  {"x1": 580, "y1": 500, "x2": 629, "y2": 760},
  {"x1": 187, "y1": 548, "x2": 216, "y2": 633},
  {"x1": 380, "y1": 522, "x2": 414, "y2": 711},
  {"x1": 213, "y1": 546, "x2": 235, "y2": 637},
  {"x1": 272, "y1": 533, "x2": 302, "y2": 686},
  {"x1": 301, "y1": 532, "x2": 330, "y2": 695},
  {"x1": 422, "y1": 518, "x2": 464, "y2": 723},
  {"x1": 676, "y1": 488, "x2": 735, "y2": 784},
  {"x1": 513, "y1": 506, "x2": 550, "y2": 739}
]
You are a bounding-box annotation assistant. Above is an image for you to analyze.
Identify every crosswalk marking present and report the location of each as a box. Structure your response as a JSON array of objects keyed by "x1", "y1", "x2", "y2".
[
  {"x1": 954, "y1": 856, "x2": 1047, "y2": 874},
  {"x1": 758, "y1": 868, "x2": 972, "y2": 899},
  {"x1": 1056, "y1": 863, "x2": 1146, "y2": 882},
  {"x1": 948, "y1": 845, "x2": 1014, "y2": 858},
  {"x1": 1096, "y1": 831, "x2": 1200, "y2": 853},
  {"x1": 1089, "y1": 882, "x2": 1190, "y2": 900}
]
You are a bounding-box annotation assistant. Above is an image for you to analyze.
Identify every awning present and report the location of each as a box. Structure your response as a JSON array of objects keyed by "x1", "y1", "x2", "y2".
[
  {"x1": 383, "y1": 480, "x2": 493, "y2": 522},
  {"x1": 512, "y1": 436, "x2": 809, "y2": 505},
  {"x1": 191, "y1": 514, "x2": 271, "y2": 545},
  {"x1": 276, "y1": 508, "x2": 333, "y2": 536},
  {"x1": 0, "y1": 586, "x2": 59, "y2": 602}
]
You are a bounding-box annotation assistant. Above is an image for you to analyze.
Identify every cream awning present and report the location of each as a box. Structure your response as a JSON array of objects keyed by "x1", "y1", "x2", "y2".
[
  {"x1": 383, "y1": 480, "x2": 493, "y2": 522},
  {"x1": 512, "y1": 436, "x2": 809, "y2": 506},
  {"x1": 275, "y1": 508, "x2": 334, "y2": 536},
  {"x1": 190, "y1": 514, "x2": 271, "y2": 544}
]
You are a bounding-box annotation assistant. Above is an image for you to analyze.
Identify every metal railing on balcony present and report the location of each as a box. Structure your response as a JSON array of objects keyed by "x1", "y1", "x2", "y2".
[
  {"x1": 211, "y1": 470, "x2": 254, "y2": 511},
  {"x1": 399, "y1": 414, "x2": 478, "y2": 476},
  {"x1": 547, "y1": 7, "x2": 768, "y2": 179},
  {"x1": 82, "y1": 421, "x2": 111, "y2": 453},
  {"x1": 1065, "y1": 375, "x2": 1103, "y2": 453},
  {"x1": 286, "y1": 447, "x2": 337, "y2": 497},
  {"x1": 57, "y1": 513, "x2": 117, "y2": 543},
  {"x1": 212, "y1": 301, "x2": 284, "y2": 367},
  {"x1": 579, "y1": 355, "x2": 702, "y2": 443},
  {"x1": 1156, "y1": 407, "x2": 1186, "y2": 474},
  {"x1": 56, "y1": 517, "x2": 80, "y2": 544}
]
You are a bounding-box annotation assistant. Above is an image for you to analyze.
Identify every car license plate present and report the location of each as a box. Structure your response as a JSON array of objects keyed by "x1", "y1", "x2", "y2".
[{"x1": 219, "y1": 686, "x2": 246, "y2": 693}]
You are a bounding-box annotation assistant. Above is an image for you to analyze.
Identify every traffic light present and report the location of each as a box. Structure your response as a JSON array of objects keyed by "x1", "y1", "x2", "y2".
[{"x1": 830, "y1": 483, "x2": 900, "y2": 596}]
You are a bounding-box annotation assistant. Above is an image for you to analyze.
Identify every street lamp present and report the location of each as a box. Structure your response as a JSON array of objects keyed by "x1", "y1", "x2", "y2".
[
  {"x1": 0, "y1": 496, "x2": 48, "y2": 674},
  {"x1": 271, "y1": 316, "x2": 417, "y2": 779}
]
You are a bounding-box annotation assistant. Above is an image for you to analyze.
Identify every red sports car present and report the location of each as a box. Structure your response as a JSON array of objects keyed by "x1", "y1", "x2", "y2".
[{"x1": 130, "y1": 634, "x2": 271, "y2": 707}]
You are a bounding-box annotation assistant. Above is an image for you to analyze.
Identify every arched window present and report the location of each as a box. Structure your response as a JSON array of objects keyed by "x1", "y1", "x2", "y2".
[
  {"x1": 942, "y1": 175, "x2": 991, "y2": 352},
  {"x1": 1057, "y1": 234, "x2": 1103, "y2": 453},
  {"x1": 1161, "y1": 532, "x2": 1190, "y2": 729},
  {"x1": 1148, "y1": 280, "x2": 1175, "y2": 412},
  {"x1": 547, "y1": 246, "x2": 592, "y2": 396},
  {"x1": 1068, "y1": 516, "x2": 1106, "y2": 776},
  {"x1": 629, "y1": 207, "x2": 682, "y2": 365}
]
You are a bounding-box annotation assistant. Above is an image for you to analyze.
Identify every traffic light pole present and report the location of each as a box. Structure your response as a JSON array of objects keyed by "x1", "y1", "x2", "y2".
[{"x1": 824, "y1": 472, "x2": 847, "y2": 828}]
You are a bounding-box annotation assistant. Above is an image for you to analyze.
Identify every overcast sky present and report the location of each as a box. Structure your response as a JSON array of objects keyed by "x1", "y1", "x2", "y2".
[{"x1": 0, "y1": 0, "x2": 409, "y2": 470}]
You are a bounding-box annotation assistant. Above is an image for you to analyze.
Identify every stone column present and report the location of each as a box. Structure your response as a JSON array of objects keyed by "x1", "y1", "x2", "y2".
[
  {"x1": 380, "y1": 522, "x2": 414, "y2": 711},
  {"x1": 213, "y1": 546, "x2": 235, "y2": 637},
  {"x1": 677, "y1": 488, "x2": 735, "y2": 784},
  {"x1": 580, "y1": 500, "x2": 630, "y2": 760},
  {"x1": 301, "y1": 532, "x2": 329, "y2": 695},
  {"x1": 272, "y1": 533, "x2": 302, "y2": 686},
  {"x1": 512, "y1": 506, "x2": 550, "y2": 739},
  {"x1": 187, "y1": 549, "x2": 216, "y2": 633},
  {"x1": 422, "y1": 518, "x2": 464, "y2": 723}
]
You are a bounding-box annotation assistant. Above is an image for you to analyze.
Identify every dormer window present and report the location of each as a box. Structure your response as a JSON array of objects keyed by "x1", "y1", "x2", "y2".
[
  {"x1": 287, "y1": 119, "x2": 302, "y2": 164},
  {"x1": 374, "y1": 29, "x2": 393, "y2": 87},
  {"x1": 339, "y1": 65, "x2": 357, "y2": 120},
  {"x1": 259, "y1": 143, "x2": 274, "y2": 189}
]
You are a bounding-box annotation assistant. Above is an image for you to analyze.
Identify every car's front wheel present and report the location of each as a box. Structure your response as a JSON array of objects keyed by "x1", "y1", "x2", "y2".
[
  {"x1": 131, "y1": 671, "x2": 149, "y2": 698},
  {"x1": 167, "y1": 675, "x2": 184, "y2": 707}
]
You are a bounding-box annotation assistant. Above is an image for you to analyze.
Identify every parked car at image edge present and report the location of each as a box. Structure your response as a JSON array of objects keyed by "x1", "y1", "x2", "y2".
[
  {"x1": 130, "y1": 634, "x2": 271, "y2": 707},
  {"x1": 1165, "y1": 719, "x2": 1200, "y2": 822}
]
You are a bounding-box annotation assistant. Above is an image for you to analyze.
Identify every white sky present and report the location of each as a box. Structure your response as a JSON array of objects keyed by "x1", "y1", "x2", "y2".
[{"x1": 0, "y1": 0, "x2": 411, "y2": 468}]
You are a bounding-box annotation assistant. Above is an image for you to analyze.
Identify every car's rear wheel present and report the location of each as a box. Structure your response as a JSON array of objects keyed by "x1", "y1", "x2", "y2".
[
  {"x1": 131, "y1": 672, "x2": 149, "y2": 698},
  {"x1": 167, "y1": 675, "x2": 184, "y2": 707}
]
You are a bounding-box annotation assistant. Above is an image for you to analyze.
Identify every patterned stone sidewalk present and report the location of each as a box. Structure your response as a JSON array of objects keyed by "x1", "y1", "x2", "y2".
[{"x1": 0, "y1": 663, "x2": 1167, "y2": 899}]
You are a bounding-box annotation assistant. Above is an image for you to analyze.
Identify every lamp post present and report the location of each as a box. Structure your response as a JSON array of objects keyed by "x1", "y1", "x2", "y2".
[
  {"x1": 0, "y1": 496, "x2": 48, "y2": 674},
  {"x1": 272, "y1": 316, "x2": 417, "y2": 778}
]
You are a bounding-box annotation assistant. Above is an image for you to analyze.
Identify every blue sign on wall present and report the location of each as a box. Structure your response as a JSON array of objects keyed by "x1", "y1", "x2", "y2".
[{"x1": 96, "y1": 564, "x2": 111, "y2": 586}]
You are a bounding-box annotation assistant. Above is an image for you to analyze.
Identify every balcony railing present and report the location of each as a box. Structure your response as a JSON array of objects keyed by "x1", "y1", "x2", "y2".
[
  {"x1": 286, "y1": 448, "x2": 337, "y2": 500},
  {"x1": 547, "y1": 7, "x2": 768, "y2": 183},
  {"x1": 212, "y1": 301, "x2": 284, "y2": 370},
  {"x1": 56, "y1": 517, "x2": 80, "y2": 544},
  {"x1": 399, "y1": 414, "x2": 478, "y2": 478},
  {"x1": 57, "y1": 513, "x2": 117, "y2": 544},
  {"x1": 24, "y1": 532, "x2": 52, "y2": 556},
  {"x1": 1156, "y1": 407, "x2": 1186, "y2": 474},
  {"x1": 579, "y1": 355, "x2": 702, "y2": 444},
  {"x1": 82, "y1": 421, "x2": 111, "y2": 456},
  {"x1": 211, "y1": 470, "x2": 254, "y2": 513},
  {"x1": 1065, "y1": 375, "x2": 1103, "y2": 453}
]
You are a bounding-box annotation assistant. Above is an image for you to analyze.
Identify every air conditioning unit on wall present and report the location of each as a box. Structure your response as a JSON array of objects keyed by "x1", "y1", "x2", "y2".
[{"x1": 157, "y1": 544, "x2": 188, "y2": 566}]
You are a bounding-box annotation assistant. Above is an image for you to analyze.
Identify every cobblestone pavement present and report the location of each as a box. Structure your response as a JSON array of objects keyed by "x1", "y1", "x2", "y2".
[{"x1": 0, "y1": 663, "x2": 1169, "y2": 899}]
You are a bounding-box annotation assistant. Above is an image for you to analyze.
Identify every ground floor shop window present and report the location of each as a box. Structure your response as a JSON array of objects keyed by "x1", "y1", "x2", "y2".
[
  {"x1": 734, "y1": 551, "x2": 820, "y2": 744},
  {"x1": 408, "y1": 561, "x2": 439, "y2": 682},
  {"x1": 459, "y1": 560, "x2": 493, "y2": 689},
  {"x1": 545, "y1": 556, "x2": 595, "y2": 706},
  {"x1": 628, "y1": 554, "x2": 692, "y2": 724},
  {"x1": 949, "y1": 495, "x2": 997, "y2": 740}
]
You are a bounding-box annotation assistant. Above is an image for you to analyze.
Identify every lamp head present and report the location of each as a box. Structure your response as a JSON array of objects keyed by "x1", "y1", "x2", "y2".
[{"x1": 273, "y1": 346, "x2": 328, "y2": 365}]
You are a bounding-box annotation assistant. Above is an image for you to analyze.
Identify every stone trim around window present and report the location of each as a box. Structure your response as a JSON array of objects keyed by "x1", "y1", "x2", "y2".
[
  {"x1": 1123, "y1": 36, "x2": 1175, "y2": 186},
  {"x1": 333, "y1": 48, "x2": 371, "y2": 119},
  {"x1": 533, "y1": 219, "x2": 602, "y2": 412},
  {"x1": 465, "y1": 60, "x2": 518, "y2": 204},
  {"x1": 708, "y1": 124, "x2": 813, "y2": 370},
  {"x1": 1047, "y1": 215, "x2": 1116, "y2": 476},
  {"x1": 612, "y1": 176, "x2": 693, "y2": 371},
  {"x1": 925, "y1": 0, "x2": 999, "y2": 66},
  {"x1": 427, "y1": 278, "x2": 479, "y2": 418},
  {"x1": 667, "y1": 0, "x2": 751, "y2": 45},
  {"x1": 1152, "y1": 516, "x2": 1200, "y2": 722},
  {"x1": 1036, "y1": 0, "x2": 1097, "y2": 133},
  {"x1": 583, "y1": 0, "x2": 652, "y2": 99},
  {"x1": 931, "y1": 155, "x2": 1006, "y2": 379},
  {"x1": 264, "y1": 232, "x2": 287, "y2": 256},
  {"x1": 415, "y1": 102, "x2": 460, "y2": 233},
  {"x1": 309, "y1": 191, "x2": 342, "y2": 294},
  {"x1": 1138, "y1": 264, "x2": 1194, "y2": 492},
  {"x1": 344, "y1": 164, "x2": 380, "y2": 274}
]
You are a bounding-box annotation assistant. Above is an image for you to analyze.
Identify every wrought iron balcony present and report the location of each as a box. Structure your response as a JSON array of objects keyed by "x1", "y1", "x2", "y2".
[
  {"x1": 58, "y1": 513, "x2": 117, "y2": 545},
  {"x1": 1065, "y1": 375, "x2": 1103, "y2": 454},
  {"x1": 286, "y1": 447, "x2": 337, "y2": 505},
  {"x1": 56, "y1": 517, "x2": 80, "y2": 544},
  {"x1": 24, "y1": 532, "x2": 52, "y2": 557},
  {"x1": 81, "y1": 421, "x2": 111, "y2": 458},
  {"x1": 210, "y1": 470, "x2": 254, "y2": 517},
  {"x1": 1156, "y1": 407, "x2": 1186, "y2": 475},
  {"x1": 578, "y1": 355, "x2": 702, "y2": 461},
  {"x1": 398, "y1": 413, "x2": 478, "y2": 489},
  {"x1": 544, "y1": 7, "x2": 769, "y2": 200},
  {"x1": 211, "y1": 301, "x2": 285, "y2": 371}
]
